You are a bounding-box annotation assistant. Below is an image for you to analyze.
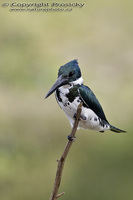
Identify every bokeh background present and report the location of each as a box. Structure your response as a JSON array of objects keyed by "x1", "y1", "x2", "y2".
[{"x1": 0, "y1": 0, "x2": 133, "y2": 200}]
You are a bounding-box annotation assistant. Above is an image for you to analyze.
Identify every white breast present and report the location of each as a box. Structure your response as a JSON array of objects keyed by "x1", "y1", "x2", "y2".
[{"x1": 55, "y1": 85, "x2": 109, "y2": 132}]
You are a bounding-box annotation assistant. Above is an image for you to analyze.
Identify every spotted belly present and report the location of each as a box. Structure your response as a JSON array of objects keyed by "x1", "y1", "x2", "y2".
[{"x1": 55, "y1": 91, "x2": 110, "y2": 132}]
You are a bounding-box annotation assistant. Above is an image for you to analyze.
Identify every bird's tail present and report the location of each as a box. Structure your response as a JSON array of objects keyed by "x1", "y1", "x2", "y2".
[{"x1": 110, "y1": 125, "x2": 126, "y2": 133}]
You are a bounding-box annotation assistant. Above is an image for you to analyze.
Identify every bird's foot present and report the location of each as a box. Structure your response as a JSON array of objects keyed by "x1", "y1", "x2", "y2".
[
  {"x1": 73, "y1": 113, "x2": 86, "y2": 121},
  {"x1": 67, "y1": 134, "x2": 76, "y2": 141},
  {"x1": 73, "y1": 113, "x2": 77, "y2": 119}
]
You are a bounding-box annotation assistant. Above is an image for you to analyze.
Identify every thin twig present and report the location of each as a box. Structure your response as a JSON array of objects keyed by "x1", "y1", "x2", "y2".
[
  {"x1": 56, "y1": 192, "x2": 65, "y2": 199},
  {"x1": 49, "y1": 103, "x2": 82, "y2": 200}
]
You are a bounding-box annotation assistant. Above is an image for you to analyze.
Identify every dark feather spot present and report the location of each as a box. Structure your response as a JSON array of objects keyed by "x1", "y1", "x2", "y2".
[
  {"x1": 99, "y1": 118, "x2": 105, "y2": 127},
  {"x1": 56, "y1": 89, "x2": 62, "y2": 102},
  {"x1": 64, "y1": 102, "x2": 67, "y2": 107},
  {"x1": 64, "y1": 101, "x2": 70, "y2": 107}
]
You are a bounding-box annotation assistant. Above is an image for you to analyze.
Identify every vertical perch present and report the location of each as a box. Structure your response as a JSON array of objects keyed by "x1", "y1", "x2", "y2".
[{"x1": 49, "y1": 103, "x2": 83, "y2": 200}]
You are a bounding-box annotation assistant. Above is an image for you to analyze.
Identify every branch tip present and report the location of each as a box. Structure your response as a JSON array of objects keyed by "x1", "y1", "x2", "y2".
[{"x1": 56, "y1": 192, "x2": 65, "y2": 199}]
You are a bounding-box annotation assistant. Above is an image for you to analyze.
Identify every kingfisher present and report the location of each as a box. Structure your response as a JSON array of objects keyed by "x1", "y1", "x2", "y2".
[{"x1": 45, "y1": 60, "x2": 126, "y2": 139}]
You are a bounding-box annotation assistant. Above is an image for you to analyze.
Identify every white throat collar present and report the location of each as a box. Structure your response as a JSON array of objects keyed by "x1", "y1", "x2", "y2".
[{"x1": 70, "y1": 77, "x2": 83, "y2": 85}]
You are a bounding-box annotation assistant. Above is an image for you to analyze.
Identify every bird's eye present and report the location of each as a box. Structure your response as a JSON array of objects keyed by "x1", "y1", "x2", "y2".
[{"x1": 69, "y1": 71, "x2": 74, "y2": 77}]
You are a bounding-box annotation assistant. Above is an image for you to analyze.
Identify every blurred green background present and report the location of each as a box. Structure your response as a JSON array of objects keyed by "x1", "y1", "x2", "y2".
[{"x1": 0, "y1": 0, "x2": 133, "y2": 200}]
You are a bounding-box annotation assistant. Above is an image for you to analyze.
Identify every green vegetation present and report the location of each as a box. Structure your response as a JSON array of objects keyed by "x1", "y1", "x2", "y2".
[{"x1": 0, "y1": 1, "x2": 133, "y2": 199}]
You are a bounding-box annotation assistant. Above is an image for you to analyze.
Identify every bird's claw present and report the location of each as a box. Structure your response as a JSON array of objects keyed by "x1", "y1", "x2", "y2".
[
  {"x1": 73, "y1": 113, "x2": 77, "y2": 120},
  {"x1": 67, "y1": 134, "x2": 76, "y2": 141},
  {"x1": 73, "y1": 113, "x2": 86, "y2": 121}
]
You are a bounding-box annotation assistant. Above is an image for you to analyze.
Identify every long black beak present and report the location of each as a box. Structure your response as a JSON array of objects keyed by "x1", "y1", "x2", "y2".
[{"x1": 45, "y1": 75, "x2": 68, "y2": 99}]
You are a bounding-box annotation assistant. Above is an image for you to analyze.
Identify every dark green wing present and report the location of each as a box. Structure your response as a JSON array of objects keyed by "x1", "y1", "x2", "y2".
[{"x1": 78, "y1": 85, "x2": 109, "y2": 123}]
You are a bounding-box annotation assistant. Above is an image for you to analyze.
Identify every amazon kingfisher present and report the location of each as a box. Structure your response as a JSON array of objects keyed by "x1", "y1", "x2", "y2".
[{"x1": 45, "y1": 60, "x2": 126, "y2": 138}]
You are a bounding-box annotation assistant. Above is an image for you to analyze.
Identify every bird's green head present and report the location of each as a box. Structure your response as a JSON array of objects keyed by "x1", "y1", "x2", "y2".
[
  {"x1": 58, "y1": 59, "x2": 81, "y2": 82},
  {"x1": 45, "y1": 59, "x2": 82, "y2": 99}
]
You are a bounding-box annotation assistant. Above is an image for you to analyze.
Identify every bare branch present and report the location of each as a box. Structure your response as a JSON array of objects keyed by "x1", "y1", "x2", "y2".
[{"x1": 49, "y1": 103, "x2": 82, "y2": 200}]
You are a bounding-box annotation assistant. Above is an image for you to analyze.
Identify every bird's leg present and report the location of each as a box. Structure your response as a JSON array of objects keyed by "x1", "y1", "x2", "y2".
[
  {"x1": 67, "y1": 134, "x2": 76, "y2": 141},
  {"x1": 73, "y1": 113, "x2": 86, "y2": 121}
]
